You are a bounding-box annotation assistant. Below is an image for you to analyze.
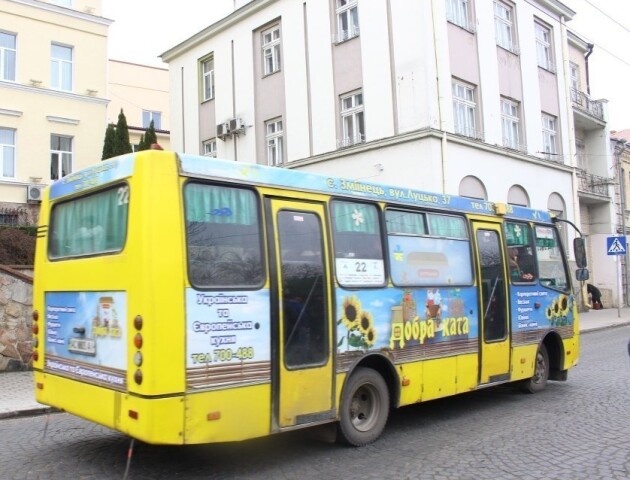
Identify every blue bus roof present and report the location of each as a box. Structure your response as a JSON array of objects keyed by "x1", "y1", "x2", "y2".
[
  {"x1": 179, "y1": 154, "x2": 552, "y2": 223},
  {"x1": 48, "y1": 151, "x2": 552, "y2": 224}
]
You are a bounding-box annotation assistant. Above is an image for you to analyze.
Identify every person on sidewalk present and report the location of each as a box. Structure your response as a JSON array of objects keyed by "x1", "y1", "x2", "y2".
[{"x1": 587, "y1": 283, "x2": 604, "y2": 310}]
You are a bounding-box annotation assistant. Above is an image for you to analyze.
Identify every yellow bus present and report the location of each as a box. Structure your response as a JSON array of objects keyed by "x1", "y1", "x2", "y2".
[{"x1": 32, "y1": 150, "x2": 586, "y2": 446}]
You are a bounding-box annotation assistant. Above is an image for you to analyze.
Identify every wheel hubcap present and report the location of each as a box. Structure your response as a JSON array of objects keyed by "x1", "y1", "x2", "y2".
[{"x1": 350, "y1": 384, "x2": 379, "y2": 432}]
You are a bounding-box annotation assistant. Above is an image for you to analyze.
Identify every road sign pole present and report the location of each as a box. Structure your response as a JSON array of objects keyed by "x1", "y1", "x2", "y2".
[{"x1": 618, "y1": 255, "x2": 622, "y2": 318}]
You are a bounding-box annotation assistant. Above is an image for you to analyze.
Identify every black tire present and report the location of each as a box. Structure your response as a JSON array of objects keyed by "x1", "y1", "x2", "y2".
[
  {"x1": 520, "y1": 343, "x2": 549, "y2": 394},
  {"x1": 337, "y1": 367, "x2": 389, "y2": 446}
]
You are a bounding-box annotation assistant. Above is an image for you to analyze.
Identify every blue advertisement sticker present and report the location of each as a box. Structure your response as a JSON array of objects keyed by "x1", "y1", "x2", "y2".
[{"x1": 44, "y1": 292, "x2": 127, "y2": 387}]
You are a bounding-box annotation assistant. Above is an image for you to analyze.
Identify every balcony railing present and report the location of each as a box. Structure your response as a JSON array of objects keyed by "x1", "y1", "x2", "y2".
[
  {"x1": 577, "y1": 170, "x2": 611, "y2": 196},
  {"x1": 571, "y1": 89, "x2": 604, "y2": 121}
]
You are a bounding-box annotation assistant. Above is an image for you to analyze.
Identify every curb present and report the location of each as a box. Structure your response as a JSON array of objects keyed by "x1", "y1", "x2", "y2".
[{"x1": 0, "y1": 406, "x2": 60, "y2": 420}]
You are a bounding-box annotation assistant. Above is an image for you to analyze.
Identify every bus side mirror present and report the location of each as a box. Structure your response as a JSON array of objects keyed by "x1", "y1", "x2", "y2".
[
  {"x1": 574, "y1": 237, "x2": 587, "y2": 268},
  {"x1": 576, "y1": 268, "x2": 589, "y2": 282}
]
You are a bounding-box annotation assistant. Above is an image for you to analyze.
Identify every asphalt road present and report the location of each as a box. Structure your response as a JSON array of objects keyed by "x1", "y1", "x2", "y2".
[{"x1": 1, "y1": 326, "x2": 629, "y2": 480}]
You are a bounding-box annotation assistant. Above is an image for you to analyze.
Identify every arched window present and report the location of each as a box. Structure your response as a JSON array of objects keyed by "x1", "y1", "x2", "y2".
[
  {"x1": 548, "y1": 192, "x2": 567, "y2": 249},
  {"x1": 459, "y1": 175, "x2": 487, "y2": 200},
  {"x1": 508, "y1": 185, "x2": 530, "y2": 207}
]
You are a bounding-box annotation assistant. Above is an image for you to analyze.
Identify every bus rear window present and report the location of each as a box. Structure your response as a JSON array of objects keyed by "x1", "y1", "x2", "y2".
[
  {"x1": 49, "y1": 185, "x2": 129, "y2": 259},
  {"x1": 184, "y1": 183, "x2": 264, "y2": 288}
]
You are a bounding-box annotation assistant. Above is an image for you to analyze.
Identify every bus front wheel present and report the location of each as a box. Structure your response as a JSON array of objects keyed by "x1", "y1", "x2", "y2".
[
  {"x1": 337, "y1": 367, "x2": 389, "y2": 446},
  {"x1": 521, "y1": 344, "x2": 549, "y2": 393}
]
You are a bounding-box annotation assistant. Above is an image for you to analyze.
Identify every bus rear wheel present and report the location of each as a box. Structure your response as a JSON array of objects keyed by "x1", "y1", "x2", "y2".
[
  {"x1": 337, "y1": 367, "x2": 389, "y2": 447},
  {"x1": 520, "y1": 343, "x2": 549, "y2": 393}
]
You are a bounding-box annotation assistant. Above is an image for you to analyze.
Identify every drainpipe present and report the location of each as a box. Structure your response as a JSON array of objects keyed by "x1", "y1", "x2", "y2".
[
  {"x1": 584, "y1": 43, "x2": 594, "y2": 95},
  {"x1": 430, "y1": 0, "x2": 447, "y2": 193},
  {"x1": 615, "y1": 140, "x2": 629, "y2": 306}
]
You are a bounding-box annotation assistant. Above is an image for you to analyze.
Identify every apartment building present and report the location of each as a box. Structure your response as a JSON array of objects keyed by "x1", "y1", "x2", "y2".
[
  {"x1": 0, "y1": 0, "x2": 110, "y2": 224},
  {"x1": 162, "y1": 0, "x2": 618, "y2": 304}
]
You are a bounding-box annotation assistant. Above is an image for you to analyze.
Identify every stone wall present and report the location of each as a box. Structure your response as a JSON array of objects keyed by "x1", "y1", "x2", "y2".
[{"x1": 0, "y1": 266, "x2": 33, "y2": 371}]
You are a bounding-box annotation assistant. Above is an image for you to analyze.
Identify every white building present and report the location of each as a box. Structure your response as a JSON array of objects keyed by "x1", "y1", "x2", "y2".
[{"x1": 161, "y1": 0, "x2": 616, "y2": 304}]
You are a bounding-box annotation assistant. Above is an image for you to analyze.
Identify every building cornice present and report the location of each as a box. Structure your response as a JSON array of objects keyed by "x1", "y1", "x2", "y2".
[
  {"x1": 0, "y1": 80, "x2": 109, "y2": 105},
  {"x1": 530, "y1": 0, "x2": 575, "y2": 20},
  {"x1": 161, "y1": 0, "x2": 276, "y2": 62},
  {"x1": 287, "y1": 128, "x2": 574, "y2": 174},
  {"x1": 9, "y1": 0, "x2": 113, "y2": 25}
]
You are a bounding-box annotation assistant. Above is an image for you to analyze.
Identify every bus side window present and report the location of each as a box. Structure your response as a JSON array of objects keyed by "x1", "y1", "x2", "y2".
[{"x1": 184, "y1": 183, "x2": 263, "y2": 288}]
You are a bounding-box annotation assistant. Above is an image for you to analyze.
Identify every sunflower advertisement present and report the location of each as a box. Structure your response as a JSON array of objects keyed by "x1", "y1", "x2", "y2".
[
  {"x1": 336, "y1": 287, "x2": 479, "y2": 352},
  {"x1": 512, "y1": 287, "x2": 573, "y2": 330}
]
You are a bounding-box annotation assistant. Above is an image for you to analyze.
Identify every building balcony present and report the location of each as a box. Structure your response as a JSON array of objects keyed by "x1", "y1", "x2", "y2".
[
  {"x1": 571, "y1": 89, "x2": 606, "y2": 131},
  {"x1": 576, "y1": 170, "x2": 612, "y2": 203}
]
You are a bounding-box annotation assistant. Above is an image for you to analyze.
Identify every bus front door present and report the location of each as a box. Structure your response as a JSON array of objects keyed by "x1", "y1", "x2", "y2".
[
  {"x1": 473, "y1": 222, "x2": 511, "y2": 384},
  {"x1": 268, "y1": 199, "x2": 334, "y2": 428}
]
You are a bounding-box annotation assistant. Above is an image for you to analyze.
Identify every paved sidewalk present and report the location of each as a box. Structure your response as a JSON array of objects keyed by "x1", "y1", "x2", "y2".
[{"x1": 1, "y1": 307, "x2": 629, "y2": 420}]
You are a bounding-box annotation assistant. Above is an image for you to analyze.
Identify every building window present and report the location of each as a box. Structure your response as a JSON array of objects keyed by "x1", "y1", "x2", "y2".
[
  {"x1": 575, "y1": 138, "x2": 586, "y2": 170},
  {"x1": 0, "y1": 32, "x2": 16, "y2": 81},
  {"x1": 339, "y1": 91, "x2": 365, "y2": 147},
  {"x1": 452, "y1": 81, "x2": 479, "y2": 139},
  {"x1": 203, "y1": 138, "x2": 217, "y2": 157},
  {"x1": 494, "y1": 1, "x2": 515, "y2": 52},
  {"x1": 51, "y1": 43, "x2": 73, "y2": 91},
  {"x1": 202, "y1": 57, "x2": 215, "y2": 101},
  {"x1": 0, "y1": 210, "x2": 19, "y2": 225},
  {"x1": 336, "y1": 0, "x2": 359, "y2": 42},
  {"x1": 569, "y1": 62, "x2": 579, "y2": 103},
  {"x1": 535, "y1": 22, "x2": 554, "y2": 72},
  {"x1": 265, "y1": 118, "x2": 284, "y2": 166},
  {"x1": 501, "y1": 98, "x2": 520, "y2": 150},
  {"x1": 50, "y1": 134, "x2": 72, "y2": 180},
  {"x1": 446, "y1": 0, "x2": 471, "y2": 31},
  {"x1": 0, "y1": 127, "x2": 15, "y2": 178},
  {"x1": 142, "y1": 111, "x2": 161, "y2": 130},
  {"x1": 262, "y1": 26, "x2": 281, "y2": 75},
  {"x1": 541, "y1": 113, "x2": 557, "y2": 158}
]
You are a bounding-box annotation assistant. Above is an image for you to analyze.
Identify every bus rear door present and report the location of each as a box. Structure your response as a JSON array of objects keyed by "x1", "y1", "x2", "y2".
[
  {"x1": 267, "y1": 199, "x2": 334, "y2": 428},
  {"x1": 473, "y1": 222, "x2": 511, "y2": 384}
]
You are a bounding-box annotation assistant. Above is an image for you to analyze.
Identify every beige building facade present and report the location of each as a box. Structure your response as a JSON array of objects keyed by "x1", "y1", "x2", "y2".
[
  {"x1": 107, "y1": 59, "x2": 170, "y2": 151},
  {"x1": 0, "y1": 1, "x2": 171, "y2": 226},
  {"x1": 0, "y1": 0, "x2": 110, "y2": 224}
]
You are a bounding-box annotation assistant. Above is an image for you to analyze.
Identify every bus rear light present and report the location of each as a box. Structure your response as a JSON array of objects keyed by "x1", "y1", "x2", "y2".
[
  {"x1": 134, "y1": 351, "x2": 143, "y2": 367},
  {"x1": 32, "y1": 350, "x2": 39, "y2": 361},
  {"x1": 32, "y1": 323, "x2": 39, "y2": 335},
  {"x1": 134, "y1": 369, "x2": 143, "y2": 385},
  {"x1": 207, "y1": 411, "x2": 221, "y2": 421},
  {"x1": 36, "y1": 382, "x2": 44, "y2": 390},
  {"x1": 32, "y1": 310, "x2": 39, "y2": 321},
  {"x1": 134, "y1": 315, "x2": 143, "y2": 330},
  {"x1": 33, "y1": 337, "x2": 38, "y2": 348},
  {"x1": 134, "y1": 333, "x2": 143, "y2": 349},
  {"x1": 128, "y1": 410, "x2": 139, "y2": 420},
  {"x1": 401, "y1": 376, "x2": 411, "y2": 387}
]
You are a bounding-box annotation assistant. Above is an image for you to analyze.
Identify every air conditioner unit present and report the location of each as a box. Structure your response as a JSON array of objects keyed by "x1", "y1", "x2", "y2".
[
  {"x1": 27, "y1": 184, "x2": 43, "y2": 203},
  {"x1": 216, "y1": 122, "x2": 230, "y2": 139},
  {"x1": 229, "y1": 117, "x2": 244, "y2": 134}
]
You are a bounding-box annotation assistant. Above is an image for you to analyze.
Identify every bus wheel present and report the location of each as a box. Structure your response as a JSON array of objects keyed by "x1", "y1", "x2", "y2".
[
  {"x1": 337, "y1": 367, "x2": 389, "y2": 446},
  {"x1": 520, "y1": 344, "x2": 549, "y2": 394}
]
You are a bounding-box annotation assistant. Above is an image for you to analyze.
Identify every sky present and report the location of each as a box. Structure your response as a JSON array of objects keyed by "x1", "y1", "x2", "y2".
[
  {"x1": 102, "y1": 0, "x2": 232, "y2": 67},
  {"x1": 103, "y1": 0, "x2": 630, "y2": 131}
]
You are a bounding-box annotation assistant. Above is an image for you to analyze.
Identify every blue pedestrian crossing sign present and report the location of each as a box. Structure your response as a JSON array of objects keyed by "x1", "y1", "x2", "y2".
[{"x1": 607, "y1": 235, "x2": 627, "y2": 255}]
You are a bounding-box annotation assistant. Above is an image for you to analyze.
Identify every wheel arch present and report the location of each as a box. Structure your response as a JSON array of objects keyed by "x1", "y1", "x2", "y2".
[
  {"x1": 541, "y1": 330, "x2": 565, "y2": 380},
  {"x1": 343, "y1": 353, "x2": 400, "y2": 409}
]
